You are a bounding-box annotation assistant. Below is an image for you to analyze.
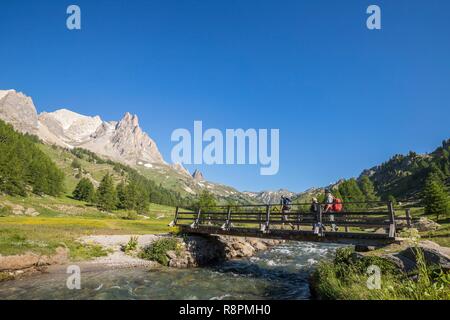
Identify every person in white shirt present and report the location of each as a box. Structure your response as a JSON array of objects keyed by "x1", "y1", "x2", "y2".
[{"x1": 323, "y1": 190, "x2": 338, "y2": 231}]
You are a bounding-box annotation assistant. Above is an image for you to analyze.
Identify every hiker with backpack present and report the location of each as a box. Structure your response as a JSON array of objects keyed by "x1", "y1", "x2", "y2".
[
  {"x1": 323, "y1": 190, "x2": 343, "y2": 232},
  {"x1": 280, "y1": 195, "x2": 295, "y2": 229},
  {"x1": 311, "y1": 197, "x2": 324, "y2": 235},
  {"x1": 310, "y1": 197, "x2": 319, "y2": 214}
]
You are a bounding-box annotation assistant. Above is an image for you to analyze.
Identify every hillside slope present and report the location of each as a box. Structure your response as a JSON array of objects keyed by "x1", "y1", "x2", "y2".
[
  {"x1": 292, "y1": 139, "x2": 450, "y2": 203},
  {"x1": 359, "y1": 139, "x2": 450, "y2": 200}
]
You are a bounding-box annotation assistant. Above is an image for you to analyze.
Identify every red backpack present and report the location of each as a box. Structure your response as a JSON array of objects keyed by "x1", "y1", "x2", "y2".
[{"x1": 332, "y1": 198, "x2": 343, "y2": 212}]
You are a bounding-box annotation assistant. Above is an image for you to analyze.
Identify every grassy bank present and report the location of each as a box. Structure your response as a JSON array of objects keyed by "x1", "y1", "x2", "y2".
[
  {"x1": 311, "y1": 247, "x2": 450, "y2": 300},
  {"x1": 0, "y1": 195, "x2": 175, "y2": 261},
  {"x1": 421, "y1": 224, "x2": 450, "y2": 247},
  {"x1": 395, "y1": 205, "x2": 449, "y2": 247}
]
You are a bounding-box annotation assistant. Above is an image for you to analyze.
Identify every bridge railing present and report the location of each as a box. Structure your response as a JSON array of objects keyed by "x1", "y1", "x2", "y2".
[{"x1": 172, "y1": 201, "x2": 397, "y2": 238}]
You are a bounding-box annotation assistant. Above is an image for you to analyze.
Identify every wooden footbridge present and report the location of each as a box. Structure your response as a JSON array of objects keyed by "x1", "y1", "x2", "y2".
[{"x1": 171, "y1": 201, "x2": 411, "y2": 247}]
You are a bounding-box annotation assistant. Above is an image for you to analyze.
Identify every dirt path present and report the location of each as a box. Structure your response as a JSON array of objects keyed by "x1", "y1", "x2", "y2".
[{"x1": 79, "y1": 234, "x2": 164, "y2": 268}]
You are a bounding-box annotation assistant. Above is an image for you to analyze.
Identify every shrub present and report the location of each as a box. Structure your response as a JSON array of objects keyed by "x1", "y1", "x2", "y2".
[
  {"x1": 71, "y1": 159, "x2": 82, "y2": 169},
  {"x1": 334, "y1": 247, "x2": 354, "y2": 265},
  {"x1": 122, "y1": 211, "x2": 139, "y2": 220},
  {"x1": 139, "y1": 238, "x2": 179, "y2": 266},
  {"x1": 0, "y1": 205, "x2": 12, "y2": 217},
  {"x1": 121, "y1": 236, "x2": 139, "y2": 254}
]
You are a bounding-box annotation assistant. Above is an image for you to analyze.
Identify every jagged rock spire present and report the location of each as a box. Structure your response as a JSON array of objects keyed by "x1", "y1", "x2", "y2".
[{"x1": 192, "y1": 169, "x2": 205, "y2": 181}]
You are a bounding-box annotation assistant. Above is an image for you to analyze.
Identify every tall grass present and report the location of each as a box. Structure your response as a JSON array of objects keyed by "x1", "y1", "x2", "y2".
[{"x1": 312, "y1": 247, "x2": 450, "y2": 300}]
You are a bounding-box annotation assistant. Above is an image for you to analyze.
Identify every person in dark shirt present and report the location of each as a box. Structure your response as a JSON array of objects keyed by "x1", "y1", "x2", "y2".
[{"x1": 280, "y1": 195, "x2": 294, "y2": 230}]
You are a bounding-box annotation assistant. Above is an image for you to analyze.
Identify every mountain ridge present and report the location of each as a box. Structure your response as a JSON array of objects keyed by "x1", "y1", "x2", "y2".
[
  {"x1": 243, "y1": 189, "x2": 297, "y2": 204},
  {"x1": 2, "y1": 89, "x2": 448, "y2": 204},
  {"x1": 0, "y1": 89, "x2": 259, "y2": 204}
]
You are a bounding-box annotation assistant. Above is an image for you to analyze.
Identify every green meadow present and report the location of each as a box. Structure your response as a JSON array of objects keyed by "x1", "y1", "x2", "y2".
[{"x1": 0, "y1": 194, "x2": 176, "y2": 260}]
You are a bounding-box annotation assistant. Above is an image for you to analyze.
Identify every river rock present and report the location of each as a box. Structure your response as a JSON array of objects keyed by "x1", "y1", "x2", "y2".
[
  {"x1": 381, "y1": 242, "x2": 450, "y2": 273},
  {"x1": 412, "y1": 217, "x2": 440, "y2": 232},
  {"x1": 24, "y1": 208, "x2": 39, "y2": 216},
  {"x1": 166, "y1": 250, "x2": 178, "y2": 260},
  {"x1": 235, "y1": 242, "x2": 255, "y2": 258},
  {"x1": 166, "y1": 235, "x2": 283, "y2": 269},
  {"x1": 253, "y1": 241, "x2": 268, "y2": 251},
  {"x1": 397, "y1": 217, "x2": 440, "y2": 232},
  {"x1": 355, "y1": 245, "x2": 376, "y2": 252},
  {"x1": 2, "y1": 202, "x2": 40, "y2": 216}
]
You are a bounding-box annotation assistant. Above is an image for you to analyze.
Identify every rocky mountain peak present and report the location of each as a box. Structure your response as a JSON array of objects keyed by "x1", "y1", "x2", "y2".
[
  {"x1": 0, "y1": 89, "x2": 39, "y2": 135},
  {"x1": 80, "y1": 110, "x2": 164, "y2": 164},
  {"x1": 192, "y1": 169, "x2": 205, "y2": 181},
  {"x1": 38, "y1": 109, "x2": 103, "y2": 144},
  {"x1": 0, "y1": 89, "x2": 166, "y2": 166},
  {"x1": 119, "y1": 112, "x2": 139, "y2": 127},
  {"x1": 116, "y1": 112, "x2": 142, "y2": 135},
  {"x1": 0, "y1": 89, "x2": 16, "y2": 100}
]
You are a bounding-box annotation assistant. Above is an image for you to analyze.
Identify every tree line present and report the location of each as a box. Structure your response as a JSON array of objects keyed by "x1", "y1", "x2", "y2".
[
  {"x1": 69, "y1": 147, "x2": 189, "y2": 208},
  {"x1": 0, "y1": 120, "x2": 64, "y2": 196},
  {"x1": 317, "y1": 170, "x2": 448, "y2": 219},
  {"x1": 73, "y1": 174, "x2": 147, "y2": 213},
  {"x1": 73, "y1": 173, "x2": 196, "y2": 214},
  {"x1": 311, "y1": 176, "x2": 380, "y2": 210}
]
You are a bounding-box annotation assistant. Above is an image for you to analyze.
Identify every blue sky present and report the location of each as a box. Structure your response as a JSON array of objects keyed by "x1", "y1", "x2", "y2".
[{"x1": 1, "y1": 0, "x2": 449, "y2": 192}]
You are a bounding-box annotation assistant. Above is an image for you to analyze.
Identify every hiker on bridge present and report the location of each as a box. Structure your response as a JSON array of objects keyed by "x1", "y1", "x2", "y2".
[
  {"x1": 280, "y1": 195, "x2": 295, "y2": 229},
  {"x1": 310, "y1": 197, "x2": 319, "y2": 213},
  {"x1": 311, "y1": 197, "x2": 325, "y2": 235},
  {"x1": 324, "y1": 190, "x2": 338, "y2": 232}
]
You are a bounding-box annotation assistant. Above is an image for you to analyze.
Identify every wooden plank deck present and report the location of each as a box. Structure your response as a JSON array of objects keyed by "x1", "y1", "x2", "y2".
[
  {"x1": 178, "y1": 225, "x2": 396, "y2": 246},
  {"x1": 172, "y1": 201, "x2": 399, "y2": 246}
]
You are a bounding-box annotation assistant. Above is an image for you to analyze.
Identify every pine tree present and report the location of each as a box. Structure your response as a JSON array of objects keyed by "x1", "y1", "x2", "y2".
[
  {"x1": 96, "y1": 174, "x2": 117, "y2": 211},
  {"x1": 428, "y1": 163, "x2": 446, "y2": 182},
  {"x1": 123, "y1": 182, "x2": 139, "y2": 210},
  {"x1": 73, "y1": 178, "x2": 95, "y2": 202},
  {"x1": 388, "y1": 195, "x2": 397, "y2": 206},
  {"x1": 116, "y1": 181, "x2": 127, "y2": 209},
  {"x1": 338, "y1": 179, "x2": 366, "y2": 209},
  {"x1": 195, "y1": 191, "x2": 217, "y2": 210},
  {"x1": 423, "y1": 173, "x2": 449, "y2": 221},
  {"x1": 358, "y1": 176, "x2": 380, "y2": 202},
  {"x1": 0, "y1": 119, "x2": 64, "y2": 197},
  {"x1": 116, "y1": 179, "x2": 149, "y2": 213},
  {"x1": 134, "y1": 185, "x2": 149, "y2": 214},
  {"x1": 71, "y1": 159, "x2": 82, "y2": 170}
]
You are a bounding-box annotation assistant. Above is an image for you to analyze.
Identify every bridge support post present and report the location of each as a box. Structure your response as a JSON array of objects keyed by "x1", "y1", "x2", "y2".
[
  {"x1": 258, "y1": 209, "x2": 262, "y2": 231},
  {"x1": 405, "y1": 208, "x2": 412, "y2": 228},
  {"x1": 192, "y1": 208, "x2": 202, "y2": 229},
  {"x1": 173, "y1": 207, "x2": 180, "y2": 226},
  {"x1": 171, "y1": 206, "x2": 179, "y2": 227},
  {"x1": 226, "y1": 206, "x2": 232, "y2": 230},
  {"x1": 318, "y1": 205, "x2": 324, "y2": 236},
  {"x1": 388, "y1": 201, "x2": 396, "y2": 238},
  {"x1": 263, "y1": 205, "x2": 271, "y2": 233}
]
